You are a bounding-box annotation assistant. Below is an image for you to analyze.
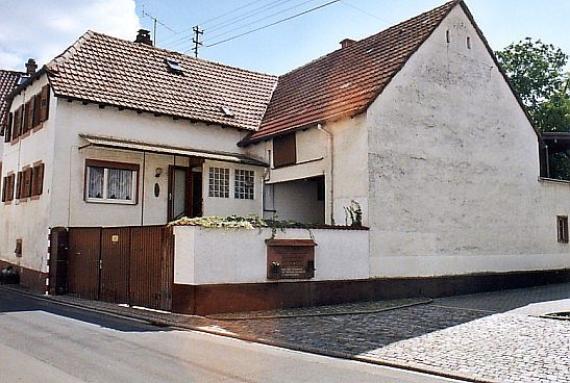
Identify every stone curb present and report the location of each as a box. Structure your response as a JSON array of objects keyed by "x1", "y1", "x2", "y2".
[
  {"x1": 3, "y1": 286, "x2": 495, "y2": 383},
  {"x1": 207, "y1": 299, "x2": 434, "y2": 321}
]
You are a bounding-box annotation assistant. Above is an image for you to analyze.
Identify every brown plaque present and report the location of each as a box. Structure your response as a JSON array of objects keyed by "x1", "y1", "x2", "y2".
[{"x1": 267, "y1": 239, "x2": 315, "y2": 280}]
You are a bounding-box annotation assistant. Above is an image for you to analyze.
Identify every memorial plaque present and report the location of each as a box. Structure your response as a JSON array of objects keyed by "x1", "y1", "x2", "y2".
[{"x1": 267, "y1": 239, "x2": 315, "y2": 280}]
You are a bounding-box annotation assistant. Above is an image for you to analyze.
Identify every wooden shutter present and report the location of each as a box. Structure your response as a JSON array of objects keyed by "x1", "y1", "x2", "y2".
[
  {"x1": 39, "y1": 85, "x2": 50, "y2": 122},
  {"x1": 15, "y1": 171, "x2": 22, "y2": 199},
  {"x1": 6, "y1": 174, "x2": 15, "y2": 202},
  {"x1": 32, "y1": 163, "x2": 45, "y2": 196},
  {"x1": 23, "y1": 100, "x2": 33, "y2": 134},
  {"x1": 22, "y1": 168, "x2": 33, "y2": 198},
  {"x1": 273, "y1": 133, "x2": 297, "y2": 168},
  {"x1": 4, "y1": 112, "x2": 12, "y2": 142},
  {"x1": 12, "y1": 106, "x2": 22, "y2": 139},
  {"x1": 33, "y1": 94, "x2": 41, "y2": 127}
]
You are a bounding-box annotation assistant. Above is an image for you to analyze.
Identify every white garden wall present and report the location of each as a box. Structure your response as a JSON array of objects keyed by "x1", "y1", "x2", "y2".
[{"x1": 173, "y1": 226, "x2": 369, "y2": 284}]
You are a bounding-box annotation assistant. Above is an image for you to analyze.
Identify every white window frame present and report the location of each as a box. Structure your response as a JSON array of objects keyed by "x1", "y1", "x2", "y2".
[
  {"x1": 85, "y1": 164, "x2": 138, "y2": 205},
  {"x1": 208, "y1": 167, "x2": 230, "y2": 198},
  {"x1": 234, "y1": 169, "x2": 255, "y2": 200}
]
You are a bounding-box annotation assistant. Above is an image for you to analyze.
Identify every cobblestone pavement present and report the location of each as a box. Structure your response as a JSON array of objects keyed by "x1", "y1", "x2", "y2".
[{"x1": 6, "y1": 283, "x2": 570, "y2": 383}]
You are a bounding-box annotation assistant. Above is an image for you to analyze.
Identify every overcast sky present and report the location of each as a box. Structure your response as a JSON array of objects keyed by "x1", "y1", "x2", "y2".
[{"x1": 0, "y1": 0, "x2": 569, "y2": 75}]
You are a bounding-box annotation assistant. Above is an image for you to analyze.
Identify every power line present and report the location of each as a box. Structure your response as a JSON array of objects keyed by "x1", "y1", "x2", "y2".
[
  {"x1": 161, "y1": 0, "x2": 290, "y2": 48},
  {"x1": 141, "y1": 6, "x2": 177, "y2": 45},
  {"x1": 340, "y1": 0, "x2": 390, "y2": 23},
  {"x1": 206, "y1": 0, "x2": 320, "y2": 43},
  {"x1": 202, "y1": 0, "x2": 341, "y2": 49}
]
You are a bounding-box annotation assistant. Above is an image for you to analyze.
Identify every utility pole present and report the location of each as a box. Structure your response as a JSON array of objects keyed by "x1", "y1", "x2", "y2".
[{"x1": 192, "y1": 26, "x2": 204, "y2": 58}]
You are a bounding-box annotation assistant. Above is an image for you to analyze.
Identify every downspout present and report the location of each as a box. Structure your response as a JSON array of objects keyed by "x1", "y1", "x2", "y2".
[
  {"x1": 140, "y1": 151, "x2": 146, "y2": 226},
  {"x1": 318, "y1": 123, "x2": 334, "y2": 225}
]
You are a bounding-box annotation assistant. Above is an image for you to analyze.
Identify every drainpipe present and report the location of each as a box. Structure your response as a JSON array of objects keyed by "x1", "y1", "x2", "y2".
[{"x1": 317, "y1": 123, "x2": 334, "y2": 225}]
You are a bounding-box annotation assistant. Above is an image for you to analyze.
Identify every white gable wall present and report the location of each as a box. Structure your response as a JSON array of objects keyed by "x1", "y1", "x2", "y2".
[{"x1": 366, "y1": 5, "x2": 570, "y2": 278}]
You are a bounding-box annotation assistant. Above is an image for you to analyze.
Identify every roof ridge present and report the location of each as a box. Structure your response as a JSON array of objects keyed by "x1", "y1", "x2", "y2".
[
  {"x1": 84, "y1": 30, "x2": 278, "y2": 80},
  {"x1": 279, "y1": 0, "x2": 461, "y2": 79},
  {"x1": 0, "y1": 69, "x2": 26, "y2": 75}
]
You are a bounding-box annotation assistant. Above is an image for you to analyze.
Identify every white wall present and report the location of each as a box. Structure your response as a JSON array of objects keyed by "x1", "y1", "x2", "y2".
[
  {"x1": 263, "y1": 116, "x2": 369, "y2": 226},
  {"x1": 173, "y1": 226, "x2": 369, "y2": 284},
  {"x1": 0, "y1": 75, "x2": 56, "y2": 273},
  {"x1": 269, "y1": 178, "x2": 325, "y2": 223},
  {"x1": 366, "y1": 6, "x2": 570, "y2": 278},
  {"x1": 51, "y1": 101, "x2": 265, "y2": 228}
]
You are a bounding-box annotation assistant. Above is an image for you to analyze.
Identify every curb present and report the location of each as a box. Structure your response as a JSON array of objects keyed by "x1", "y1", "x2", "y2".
[{"x1": 2, "y1": 286, "x2": 495, "y2": 383}]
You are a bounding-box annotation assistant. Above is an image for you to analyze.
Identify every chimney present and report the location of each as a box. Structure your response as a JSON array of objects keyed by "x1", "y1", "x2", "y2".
[
  {"x1": 25, "y1": 58, "x2": 37, "y2": 75},
  {"x1": 340, "y1": 38, "x2": 355, "y2": 49},
  {"x1": 135, "y1": 29, "x2": 153, "y2": 46}
]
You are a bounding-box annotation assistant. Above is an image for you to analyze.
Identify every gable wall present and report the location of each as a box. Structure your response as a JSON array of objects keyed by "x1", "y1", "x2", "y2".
[{"x1": 366, "y1": 5, "x2": 570, "y2": 278}]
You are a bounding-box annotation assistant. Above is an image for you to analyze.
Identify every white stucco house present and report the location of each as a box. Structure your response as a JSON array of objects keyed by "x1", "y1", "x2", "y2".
[{"x1": 1, "y1": 0, "x2": 569, "y2": 313}]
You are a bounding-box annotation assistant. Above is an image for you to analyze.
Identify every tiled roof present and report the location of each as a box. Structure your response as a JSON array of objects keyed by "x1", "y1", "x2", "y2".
[
  {"x1": 46, "y1": 31, "x2": 278, "y2": 131},
  {"x1": 242, "y1": 0, "x2": 461, "y2": 144},
  {"x1": 0, "y1": 69, "x2": 24, "y2": 129}
]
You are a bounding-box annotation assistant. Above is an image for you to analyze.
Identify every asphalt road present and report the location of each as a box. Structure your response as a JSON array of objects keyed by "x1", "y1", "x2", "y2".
[{"x1": 0, "y1": 287, "x2": 462, "y2": 383}]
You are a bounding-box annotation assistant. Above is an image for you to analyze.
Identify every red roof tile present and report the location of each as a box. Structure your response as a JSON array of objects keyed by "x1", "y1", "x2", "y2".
[
  {"x1": 242, "y1": 0, "x2": 461, "y2": 144},
  {"x1": 0, "y1": 69, "x2": 24, "y2": 130},
  {"x1": 46, "y1": 31, "x2": 278, "y2": 131}
]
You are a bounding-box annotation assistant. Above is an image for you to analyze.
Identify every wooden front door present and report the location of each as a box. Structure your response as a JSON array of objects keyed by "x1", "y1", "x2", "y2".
[{"x1": 168, "y1": 165, "x2": 202, "y2": 221}]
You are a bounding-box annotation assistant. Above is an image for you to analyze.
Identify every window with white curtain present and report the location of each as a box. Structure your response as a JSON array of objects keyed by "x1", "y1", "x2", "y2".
[{"x1": 85, "y1": 161, "x2": 138, "y2": 204}]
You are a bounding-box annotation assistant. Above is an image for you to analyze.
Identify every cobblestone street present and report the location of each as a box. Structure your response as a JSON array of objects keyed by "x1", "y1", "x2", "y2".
[{"x1": 202, "y1": 283, "x2": 570, "y2": 382}]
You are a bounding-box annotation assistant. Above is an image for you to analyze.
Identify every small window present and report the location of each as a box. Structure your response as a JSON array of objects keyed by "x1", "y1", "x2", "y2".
[
  {"x1": 467, "y1": 36, "x2": 471, "y2": 49},
  {"x1": 165, "y1": 58, "x2": 183, "y2": 74},
  {"x1": 208, "y1": 167, "x2": 229, "y2": 198},
  {"x1": 557, "y1": 216, "x2": 569, "y2": 243},
  {"x1": 446, "y1": 30, "x2": 450, "y2": 44},
  {"x1": 273, "y1": 133, "x2": 297, "y2": 168},
  {"x1": 234, "y1": 169, "x2": 254, "y2": 200},
  {"x1": 85, "y1": 160, "x2": 138, "y2": 204}
]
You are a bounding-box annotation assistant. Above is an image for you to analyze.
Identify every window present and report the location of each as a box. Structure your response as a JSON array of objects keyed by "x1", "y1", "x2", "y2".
[
  {"x1": 3, "y1": 112, "x2": 12, "y2": 142},
  {"x1": 273, "y1": 133, "x2": 297, "y2": 168},
  {"x1": 234, "y1": 169, "x2": 254, "y2": 200},
  {"x1": 220, "y1": 105, "x2": 235, "y2": 118},
  {"x1": 467, "y1": 36, "x2": 472, "y2": 50},
  {"x1": 12, "y1": 106, "x2": 22, "y2": 140},
  {"x1": 18, "y1": 168, "x2": 32, "y2": 199},
  {"x1": 557, "y1": 216, "x2": 569, "y2": 243},
  {"x1": 208, "y1": 167, "x2": 229, "y2": 198},
  {"x1": 2, "y1": 174, "x2": 15, "y2": 202},
  {"x1": 85, "y1": 160, "x2": 138, "y2": 204}
]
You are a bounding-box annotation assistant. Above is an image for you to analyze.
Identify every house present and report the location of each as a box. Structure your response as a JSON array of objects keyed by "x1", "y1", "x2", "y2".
[{"x1": 1, "y1": 1, "x2": 569, "y2": 313}]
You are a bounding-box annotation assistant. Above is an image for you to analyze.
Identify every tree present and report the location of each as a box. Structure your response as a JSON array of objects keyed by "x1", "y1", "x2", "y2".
[
  {"x1": 497, "y1": 38, "x2": 569, "y2": 119},
  {"x1": 497, "y1": 39, "x2": 570, "y2": 179}
]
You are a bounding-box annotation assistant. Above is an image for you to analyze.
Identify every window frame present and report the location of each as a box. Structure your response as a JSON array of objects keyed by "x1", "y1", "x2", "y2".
[
  {"x1": 234, "y1": 169, "x2": 255, "y2": 200},
  {"x1": 208, "y1": 167, "x2": 230, "y2": 198},
  {"x1": 84, "y1": 159, "x2": 139, "y2": 205}
]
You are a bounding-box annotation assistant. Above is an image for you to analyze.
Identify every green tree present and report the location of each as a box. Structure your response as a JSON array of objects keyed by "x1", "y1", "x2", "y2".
[{"x1": 497, "y1": 39, "x2": 570, "y2": 179}]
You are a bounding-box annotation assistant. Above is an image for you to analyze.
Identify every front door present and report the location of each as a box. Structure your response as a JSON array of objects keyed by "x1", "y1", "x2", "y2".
[{"x1": 168, "y1": 165, "x2": 203, "y2": 221}]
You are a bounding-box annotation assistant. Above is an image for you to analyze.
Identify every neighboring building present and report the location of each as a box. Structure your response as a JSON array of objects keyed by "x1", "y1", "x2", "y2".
[{"x1": 1, "y1": 1, "x2": 569, "y2": 312}]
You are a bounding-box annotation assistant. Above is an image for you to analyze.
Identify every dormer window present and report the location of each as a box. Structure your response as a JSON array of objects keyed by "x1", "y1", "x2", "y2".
[
  {"x1": 165, "y1": 58, "x2": 183, "y2": 74},
  {"x1": 220, "y1": 105, "x2": 235, "y2": 118},
  {"x1": 17, "y1": 74, "x2": 30, "y2": 85}
]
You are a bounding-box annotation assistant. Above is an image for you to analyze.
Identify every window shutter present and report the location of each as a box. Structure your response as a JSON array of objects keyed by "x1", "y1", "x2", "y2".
[
  {"x1": 15, "y1": 171, "x2": 22, "y2": 199},
  {"x1": 22, "y1": 168, "x2": 32, "y2": 198},
  {"x1": 13, "y1": 106, "x2": 22, "y2": 139},
  {"x1": 273, "y1": 133, "x2": 297, "y2": 168},
  {"x1": 5, "y1": 174, "x2": 15, "y2": 202},
  {"x1": 4, "y1": 112, "x2": 12, "y2": 143},
  {"x1": 39, "y1": 85, "x2": 50, "y2": 122},
  {"x1": 23, "y1": 100, "x2": 33, "y2": 133},
  {"x1": 32, "y1": 163, "x2": 44, "y2": 196},
  {"x1": 33, "y1": 94, "x2": 41, "y2": 127}
]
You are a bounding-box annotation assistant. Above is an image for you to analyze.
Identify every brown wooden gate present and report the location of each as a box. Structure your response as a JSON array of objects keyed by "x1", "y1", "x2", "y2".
[{"x1": 66, "y1": 226, "x2": 173, "y2": 310}]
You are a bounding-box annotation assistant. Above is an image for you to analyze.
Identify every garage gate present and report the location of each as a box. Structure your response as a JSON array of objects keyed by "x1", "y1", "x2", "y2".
[{"x1": 57, "y1": 226, "x2": 174, "y2": 311}]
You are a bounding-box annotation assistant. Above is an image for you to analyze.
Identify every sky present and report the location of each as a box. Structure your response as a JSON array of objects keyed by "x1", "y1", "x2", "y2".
[{"x1": 0, "y1": 0, "x2": 569, "y2": 75}]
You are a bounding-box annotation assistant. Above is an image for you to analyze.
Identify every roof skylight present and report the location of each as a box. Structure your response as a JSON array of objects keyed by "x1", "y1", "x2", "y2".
[
  {"x1": 165, "y1": 58, "x2": 183, "y2": 74},
  {"x1": 220, "y1": 105, "x2": 235, "y2": 118}
]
